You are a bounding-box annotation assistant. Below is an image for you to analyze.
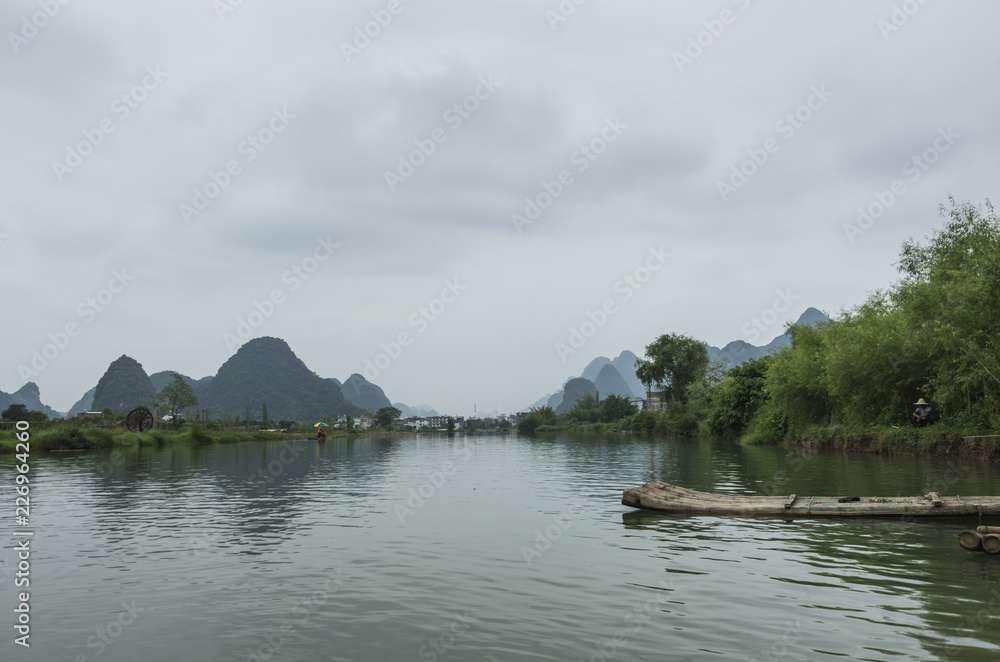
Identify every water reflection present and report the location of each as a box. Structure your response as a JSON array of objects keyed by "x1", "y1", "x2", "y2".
[{"x1": 2, "y1": 432, "x2": 999, "y2": 661}]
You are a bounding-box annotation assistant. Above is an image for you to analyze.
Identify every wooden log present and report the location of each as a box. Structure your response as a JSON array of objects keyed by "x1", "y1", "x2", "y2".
[
  {"x1": 976, "y1": 525, "x2": 1000, "y2": 535},
  {"x1": 620, "y1": 481, "x2": 1000, "y2": 517},
  {"x1": 928, "y1": 492, "x2": 942, "y2": 507},
  {"x1": 983, "y1": 534, "x2": 1000, "y2": 555},
  {"x1": 959, "y1": 530, "x2": 984, "y2": 551},
  {"x1": 784, "y1": 494, "x2": 797, "y2": 509}
]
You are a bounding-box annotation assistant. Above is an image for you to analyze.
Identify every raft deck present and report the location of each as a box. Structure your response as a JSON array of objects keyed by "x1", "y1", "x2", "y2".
[{"x1": 622, "y1": 481, "x2": 1000, "y2": 517}]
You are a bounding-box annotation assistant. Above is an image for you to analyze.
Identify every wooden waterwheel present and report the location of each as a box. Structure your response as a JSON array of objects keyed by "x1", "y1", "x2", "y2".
[{"x1": 125, "y1": 406, "x2": 155, "y2": 433}]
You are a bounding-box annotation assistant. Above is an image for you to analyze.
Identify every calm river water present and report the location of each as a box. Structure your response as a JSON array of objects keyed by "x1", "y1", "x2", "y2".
[{"x1": 3, "y1": 432, "x2": 1000, "y2": 661}]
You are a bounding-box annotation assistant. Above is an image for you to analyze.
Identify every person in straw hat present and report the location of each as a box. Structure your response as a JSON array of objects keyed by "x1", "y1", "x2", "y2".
[{"x1": 912, "y1": 398, "x2": 933, "y2": 426}]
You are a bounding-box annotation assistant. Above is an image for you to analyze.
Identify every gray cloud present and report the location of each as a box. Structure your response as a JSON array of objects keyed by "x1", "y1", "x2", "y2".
[{"x1": 2, "y1": 0, "x2": 998, "y2": 414}]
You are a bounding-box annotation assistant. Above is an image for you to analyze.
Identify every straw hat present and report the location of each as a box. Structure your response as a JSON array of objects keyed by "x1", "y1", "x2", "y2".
[{"x1": 914, "y1": 398, "x2": 929, "y2": 405}]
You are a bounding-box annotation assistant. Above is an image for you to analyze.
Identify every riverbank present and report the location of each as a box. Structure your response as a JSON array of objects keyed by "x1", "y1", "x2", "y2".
[
  {"x1": 0, "y1": 422, "x2": 401, "y2": 454},
  {"x1": 781, "y1": 424, "x2": 1000, "y2": 461},
  {"x1": 531, "y1": 417, "x2": 1000, "y2": 461}
]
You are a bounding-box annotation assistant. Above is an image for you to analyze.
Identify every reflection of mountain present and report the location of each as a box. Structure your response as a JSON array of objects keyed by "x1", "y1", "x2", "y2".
[{"x1": 87, "y1": 436, "x2": 403, "y2": 555}]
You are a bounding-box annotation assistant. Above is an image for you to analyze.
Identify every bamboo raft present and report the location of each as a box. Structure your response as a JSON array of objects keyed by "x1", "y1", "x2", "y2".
[
  {"x1": 622, "y1": 481, "x2": 1000, "y2": 518},
  {"x1": 959, "y1": 526, "x2": 1000, "y2": 554}
]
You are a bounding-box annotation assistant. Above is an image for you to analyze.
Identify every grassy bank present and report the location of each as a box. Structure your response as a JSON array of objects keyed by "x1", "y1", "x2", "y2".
[
  {"x1": 0, "y1": 421, "x2": 349, "y2": 454},
  {"x1": 534, "y1": 422, "x2": 619, "y2": 434},
  {"x1": 771, "y1": 424, "x2": 1000, "y2": 460}
]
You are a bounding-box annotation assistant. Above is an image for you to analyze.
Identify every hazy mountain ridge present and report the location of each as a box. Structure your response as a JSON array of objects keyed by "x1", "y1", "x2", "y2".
[
  {"x1": 707, "y1": 307, "x2": 829, "y2": 367},
  {"x1": 528, "y1": 309, "x2": 829, "y2": 413},
  {"x1": 92, "y1": 356, "x2": 158, "y2": 412},
  {"x1": 59, "y1": 338, "x2": 396, "y2": 422},
  {"x1": 341, "y1": 374, "x2": 392, "y2": 413},
  {"x1": 555, "y1": 378, "x2": 597, "y2": 415},
  {"x1": 394, "y1": 403, "x2": 439, "y2": 418},
  {"x1": 195, "y1": 337, "x2": 360, "y2": 421},
  {"x1": 593, "y1": 364, "x2": 635, "y2": 399},
  {"x1": 0, "y1": 382, "x2": 62, "y2": 419}
]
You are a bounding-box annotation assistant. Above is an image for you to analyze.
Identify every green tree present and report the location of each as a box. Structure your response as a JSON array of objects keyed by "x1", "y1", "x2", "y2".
[
  {"x1": 755, "y1": 199, "x2": 1000, "y2": 432},
  {"x1": 635, "y1": 333, "x2": 710, "y2": 404},
  {"x1": 601, "y1": 394, "x2": 638, "y2": 423},
  {"x1": 1, "y1": 404, "x2": 29, "y2": 421},
  {"x1": 262, "y1": 401, "x2": 269, "y2": 427},
  {"x1": 156, "y1": 373, "x2": 199, "y2": 430},
  {"x1": 517, "y1": 405, "x2": 557, "y2": 434},
  {"x1": 376, "y1": 406, "x2": 402, "y2": 429},
  {"x1": 706, "y1": 355, "x2": 774, "y2": 436},
  {"x1": 447, "y1": 416, "x2": 455, "y2": 433},
  {"x1": 566, "y1": 391, "x2": 602, "y2": 423}
]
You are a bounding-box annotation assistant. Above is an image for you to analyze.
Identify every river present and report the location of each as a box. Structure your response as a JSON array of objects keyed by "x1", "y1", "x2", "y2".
[{"x1": 2, "y1": 432, "x2": 999, "y2": 661}]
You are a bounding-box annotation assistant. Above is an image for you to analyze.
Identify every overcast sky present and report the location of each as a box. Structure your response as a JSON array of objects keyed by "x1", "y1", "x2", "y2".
[{"x1": 2, "y1": 0, "x2": 997, "y2": 416}]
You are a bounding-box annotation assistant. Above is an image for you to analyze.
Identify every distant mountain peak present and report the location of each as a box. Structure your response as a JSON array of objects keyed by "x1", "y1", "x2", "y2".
[
  {"x1": 92, "y1": 355, "x2": 157, "y2": 412},
  {"x1": 795, "y1": 307, "x2": 829, "y2": 326}
]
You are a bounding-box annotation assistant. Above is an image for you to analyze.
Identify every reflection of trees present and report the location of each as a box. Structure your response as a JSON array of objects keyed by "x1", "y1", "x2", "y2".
[
  {"x1": 82, "y1": 436, "x2": 401, "y2": 558},
  {"x1": 620, "y1": 507, "x2": 1000, "y2": 660}
]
